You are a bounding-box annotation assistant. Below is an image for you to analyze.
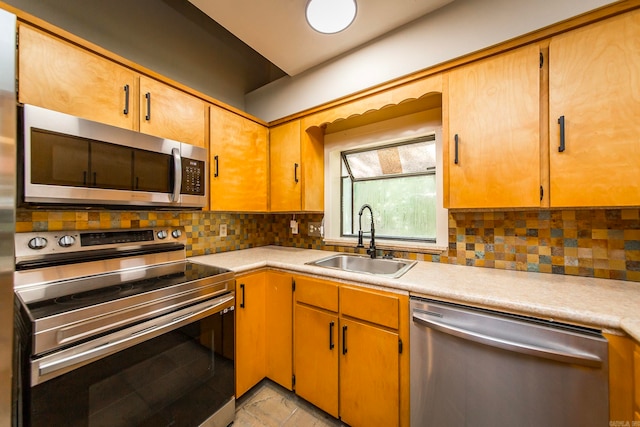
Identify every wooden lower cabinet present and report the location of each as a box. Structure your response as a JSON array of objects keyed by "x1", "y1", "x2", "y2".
[
  {"x1": 265, "y1": 271, "x2": 294, "y2": 390},
  {"x1": 294, "y1": 304, "x2": 339, "y2": 417},
  {"x1": 293, "y1": 276, "x2": 408, "y2": 427},
  {"x1": 339, "y1": 318, "x2": 400, "y2": 427},
  {"x1": 606, "y1": 333, "x2": 640, "y2": 424},
  {"x1": 235, "y1": 272, "x2": 266, "y2": 398},
  {"x1": 635, "y1": 342, "x2": 640, "y2": 421},
  {"x1": 235, "y1": 270, "x2": 293, "y2": 397}
]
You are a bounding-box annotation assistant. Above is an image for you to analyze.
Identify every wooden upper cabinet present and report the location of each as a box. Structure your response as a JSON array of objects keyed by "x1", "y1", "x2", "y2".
[
  {"x1": 270, "y1": 120, "x2": 301, "y2": 211},
  {"x1": 209, "y1": 105, "x2": 268, "y2": 211},
  {"x1": 270, "y1": 119, "x2": 324, "y2": 212},
  {"x1": 18, "y1": 24, "x2": 136, "y2": 130},
  {"x1": 139, "y1": 76, "x2": 206, "y2": 147},
  {"x1": 446, "y1": 43, "x2": 541, "y2": 209},
  {"x1": 549, "y1": 10, "x2": 640, "y2": 207}
]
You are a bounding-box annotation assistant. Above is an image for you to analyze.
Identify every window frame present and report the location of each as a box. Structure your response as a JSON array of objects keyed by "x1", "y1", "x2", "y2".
[
  {"x1": 322, "y1": 109, "x2": 448, "y2": 254},
  {"x1": 340, "y1": 135, "x2": 437, "y2": 243}
]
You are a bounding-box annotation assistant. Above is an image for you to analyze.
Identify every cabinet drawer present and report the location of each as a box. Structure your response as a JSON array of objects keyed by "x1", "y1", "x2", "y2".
[
  {"x1": 295, "y1": 276, "x2": 338, "y2": 312},
  {"x1": 340, "y1": 286, "x2": 399, "y2": 330}
]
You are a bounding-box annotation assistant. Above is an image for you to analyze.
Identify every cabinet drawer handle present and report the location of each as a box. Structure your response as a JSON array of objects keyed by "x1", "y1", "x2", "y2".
[
  {"x1": 123, "y1": 84, "x2": 130, "y2": 115},
  {"x1": 145, "y1": 92, "x2": 151, "y2": 121},
  {"x1": 342, "y1": 325, "x2": 348, "y2": 355},
  {"x1": 294, "y1": 163, "x2": 299, "y2": 183},
  {"x1": 454, "y1": 134, "x2": 459, "y2": 165},
  {"x1": 558, "y1": 115, "x2": 565, "y2": 152},
  {"x1": 240, "y1": 283, "x2": 245, "y2": 308},
  {"x1": 329, "y1": 321, "x2": 335, "y2": 350},
  {"x1": 214, "y1": 155, "x2": 219, "y2": 177}
]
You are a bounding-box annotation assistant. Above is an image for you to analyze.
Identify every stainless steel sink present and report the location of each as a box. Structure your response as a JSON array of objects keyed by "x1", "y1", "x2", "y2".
[{"x1": 307, "y1": 254, "x2": 417, "y2": 279}]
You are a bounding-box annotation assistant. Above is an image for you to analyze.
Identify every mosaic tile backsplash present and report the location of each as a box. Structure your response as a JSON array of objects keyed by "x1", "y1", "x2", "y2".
[{"x1": 16, "y1": 208, "x2": 640, "y2": 283}]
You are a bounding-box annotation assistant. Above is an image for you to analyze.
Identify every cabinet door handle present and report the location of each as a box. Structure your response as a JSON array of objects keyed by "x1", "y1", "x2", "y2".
[
  {"x1": 123, "y1": 84, "x2": 130, "y2": 115},
  {"x1": 454, "y1": 134, "x2": 459, "y2": 164},
  {"x1": 342, "y1": 325, "x2": 348, "y2": 355},
  {"x1": 214, "y1": 155, "x2": 219, "y2": 177},
  {"x1": 558, "y1": 115, "x2": 565, "y2": 152},
  {"x1": 240, "y1": 283, "x2": 245, "y2": 308},
  {"x1": 329, "y1": 321, "x2": 335, "y2": 350},
  {"x1": 294, "y1": 163, "x2": 299, "y2": 183},
  {"x1": 145, "y1": 92, "x2": 151, "y2": 121}
]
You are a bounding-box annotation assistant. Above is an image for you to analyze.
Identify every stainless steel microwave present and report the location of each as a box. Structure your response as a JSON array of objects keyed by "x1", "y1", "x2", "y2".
[{"x1": 20, "y1": 104, "x2": 207, "y2": 208}]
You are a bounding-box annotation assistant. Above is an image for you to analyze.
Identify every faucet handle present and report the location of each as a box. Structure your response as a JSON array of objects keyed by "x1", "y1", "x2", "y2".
[{"x1": 382, "y1": 251, "x2": 394, "y2": 259}]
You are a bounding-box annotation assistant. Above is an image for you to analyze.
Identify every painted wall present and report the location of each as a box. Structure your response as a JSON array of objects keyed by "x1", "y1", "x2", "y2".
[{"x1": 245, "y1": 0, "x2": 617, "y2": 121}]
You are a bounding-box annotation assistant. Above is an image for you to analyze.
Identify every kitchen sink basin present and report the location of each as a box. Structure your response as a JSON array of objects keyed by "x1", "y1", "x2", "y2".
[{"x1": 307, "y1": 254, "x2": 417, "y2": 279}]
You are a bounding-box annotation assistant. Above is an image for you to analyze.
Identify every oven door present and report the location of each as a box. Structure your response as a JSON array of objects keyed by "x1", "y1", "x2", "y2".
[{"x1": 25, "y1": 295, "x2": 235, "y2": 427}]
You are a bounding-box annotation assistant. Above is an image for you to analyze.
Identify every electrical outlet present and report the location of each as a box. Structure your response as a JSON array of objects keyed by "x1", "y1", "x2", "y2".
[
  {"x1": 220, "y1": 223, "x2": 227, "y2": 237},
  {"x1": 309, "y1": 222, "x2": 322, "y2": 237},
  {"x1": 290, "y1": 219, "x2": 298, "y2": 234}
]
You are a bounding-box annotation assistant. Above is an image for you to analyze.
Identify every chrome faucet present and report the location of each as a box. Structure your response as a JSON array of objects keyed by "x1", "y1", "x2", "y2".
[{"x1": 356, "y1": 204, "x2": 376, "y2": 258}]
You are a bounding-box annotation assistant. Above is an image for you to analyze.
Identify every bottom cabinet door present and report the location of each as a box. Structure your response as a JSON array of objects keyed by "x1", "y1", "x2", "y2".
[
  {"x1": 235, "y1": 273, "x2": 266, "y2": 398},
  {"x1": 340, "y1": 319, "x2": 400, "y2": 427},
  {"x1": 294, "y1": 304, "x2": 339, "y2": 417}
]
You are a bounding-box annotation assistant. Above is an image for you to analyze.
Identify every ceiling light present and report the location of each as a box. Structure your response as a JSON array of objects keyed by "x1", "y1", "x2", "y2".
[{"x1": 306, "y1": 0, "x2": 357, "y2": 34}]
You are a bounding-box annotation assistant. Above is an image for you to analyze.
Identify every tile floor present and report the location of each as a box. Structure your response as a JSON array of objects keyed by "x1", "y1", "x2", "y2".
[{"x1": 234, "y1": 380, "x2": 347, "y2": 427}]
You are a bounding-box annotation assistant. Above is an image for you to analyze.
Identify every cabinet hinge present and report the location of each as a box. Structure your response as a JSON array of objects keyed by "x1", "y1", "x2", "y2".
[
  {"x1": 292, "y1": 278, "x2": 296, "y2": 292},
  {"x1": 292, "y1": 374, "x2": 296, "y2": 387},
  {"x1": 540, "y1": 185, "x2": 544, "y2": 201},
  {"x1": 539, "y1": 52, "x2": 543, "y2": 69},
  {"x1": 399, "y1": 338, "x2": 403, "y2": 354}
]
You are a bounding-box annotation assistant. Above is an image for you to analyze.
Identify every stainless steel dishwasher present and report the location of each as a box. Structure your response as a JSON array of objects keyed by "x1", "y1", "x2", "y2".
[{"x1": 410, "y1": 297, "x2": 609, "y2": 427}]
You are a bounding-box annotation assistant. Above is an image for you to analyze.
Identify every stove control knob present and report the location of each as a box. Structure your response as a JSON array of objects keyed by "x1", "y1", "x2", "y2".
[
  {"x1": 28, "y1": 237, "x2": 48, "y2": 250},
  {"x1": 157, "y1": 230, "x2": 168, "y2": 239},
  {"x1": 171, "y1": 229, "x2": 182, "y2": 239},
  {"x1": 58, "y1": 235, "x2": 76, "y2": 248}
]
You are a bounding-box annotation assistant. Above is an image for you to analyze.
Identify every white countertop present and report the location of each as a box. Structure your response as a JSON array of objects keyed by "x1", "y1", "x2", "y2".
[{"x1": 190, "y1": 246, "x2": 640, "y2": 340}]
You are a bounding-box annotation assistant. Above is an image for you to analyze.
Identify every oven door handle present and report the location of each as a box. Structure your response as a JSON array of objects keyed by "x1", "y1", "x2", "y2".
[{"x1": 36, "y1": 294, "x2": 234, "y2": 382}]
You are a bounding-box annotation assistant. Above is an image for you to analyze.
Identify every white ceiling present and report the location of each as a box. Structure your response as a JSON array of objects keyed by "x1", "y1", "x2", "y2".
[{"x1": 188, "y1": 0, "x2": 454, "y2": 76}]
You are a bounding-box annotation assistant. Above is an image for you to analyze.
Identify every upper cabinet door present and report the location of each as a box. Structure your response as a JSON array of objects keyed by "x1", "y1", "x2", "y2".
[
  {"x1": 447, "y1": 44, "x2": 541, "y2": 209},
  {"x1": 270, "y1": 120, "x2": 302, "y2": 212},
  {"x1": 138, "y1": 76, "x2": 206, "y2": 147},
  {"x1": 18, "y1": 24, "x2": 136, "y2": 130},
  {"x1": 209, "y1": 105, "x2": 268, "y2": 211},
  {"x1": 549, "y1": 10, "x2": 640, "y2": 207}
]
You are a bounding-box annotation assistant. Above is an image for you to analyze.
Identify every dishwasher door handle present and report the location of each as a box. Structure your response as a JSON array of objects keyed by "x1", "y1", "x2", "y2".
[{"x1": 412, "y1": 311, "x2": 602, "y2": 368}]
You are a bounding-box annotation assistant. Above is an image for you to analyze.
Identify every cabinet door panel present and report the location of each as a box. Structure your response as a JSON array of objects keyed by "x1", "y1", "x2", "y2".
[
  {"x1": 270, "y1": 120, "x2": 301, "y2": 211},
  {"x1": 235, "y1": 273, "x2": 266, "y2": 398},
  {"x1": 549, "y1": 10, "x2": 640, "y2": 207},
  {"x1": 447, "y1": 44, "x2": 540, "y2": 208},
  {"x1": 340, "y1": 319, "x2": 399, "y2": 427},
  {"x1": 18, "y1": 25, "x2": 135, "y2": 130},
  {"x1": 294, "y1": 305, "x2": 339, "y2": 417},
  {"x1": 265, "y1": 271, "x2": 293, "y2": 390},
  {"x1": 139, "y1": 76, "x2": 206, "y2": 147},
  {"x1": 210, "y1": 106, "x2": 268, "y2": 211}
]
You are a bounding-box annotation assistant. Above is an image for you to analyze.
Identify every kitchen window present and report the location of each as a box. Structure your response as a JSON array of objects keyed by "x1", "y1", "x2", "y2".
[
  {"x1": 323, "y1": 108, "x2": 448, "y2": 252},
  {"x1": 341, "y1": 136, "x2": 437, "y2": 242}
]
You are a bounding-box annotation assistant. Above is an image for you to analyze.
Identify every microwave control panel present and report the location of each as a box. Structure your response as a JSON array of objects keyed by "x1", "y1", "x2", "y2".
[{"x1": 181, "y1": 158, "x2": 205, "y2": 195}]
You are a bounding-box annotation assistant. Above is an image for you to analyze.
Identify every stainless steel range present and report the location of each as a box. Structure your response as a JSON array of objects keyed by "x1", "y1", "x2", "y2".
[{"x1": 14, "y1": 227, "x2": 236, "y2": 427}]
